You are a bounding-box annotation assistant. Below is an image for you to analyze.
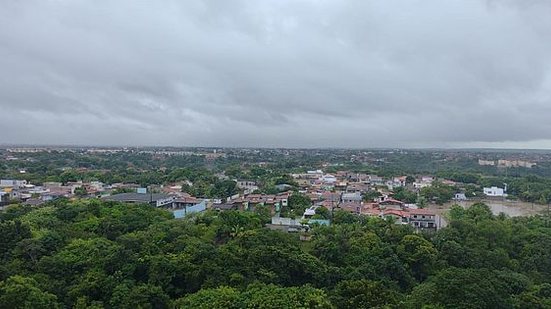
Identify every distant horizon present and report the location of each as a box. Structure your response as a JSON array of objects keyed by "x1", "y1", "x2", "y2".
[{"x1": 3, "y1": 143, "x2": 551, "y2": 152}]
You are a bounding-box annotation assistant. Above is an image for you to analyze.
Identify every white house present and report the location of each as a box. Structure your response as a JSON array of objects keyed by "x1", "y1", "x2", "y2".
[
  {"x1": 0, "y1": 179, "x2": 28, "y2": 188},
  {"x1": 454, "y1": 193, "x2": 467, "y2": 201},
  {"x1": 483, "y1": 186, "x2": 507, "y2": 197},
  {"x1": 321, "y1": 174, "x2": 337, "y2": 184}
]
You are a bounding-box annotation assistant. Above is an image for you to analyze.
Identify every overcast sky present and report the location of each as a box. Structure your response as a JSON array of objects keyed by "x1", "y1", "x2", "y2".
[{"x1": 2, "y1": 0, "x2": 551, "y2": 148}]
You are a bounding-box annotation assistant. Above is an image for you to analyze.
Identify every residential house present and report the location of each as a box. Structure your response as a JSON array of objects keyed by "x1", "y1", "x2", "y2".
[
  {"x1": 454, "y1": 193, "x2": 467, "y2": 201},
  {"x1": 321, "y1": 174, "x2": 337, "y2": 184},
  {"x1": 368, "y1": 175, "x2": 384, "y2": 186},
  {"x1": 386, "y1": 176, "x2": 407, "y2": 189},
  {"x1": 0, "y1": 179, "x2": 27, "y2": 189},
  {"x1": 413, "y1": 176, "x2": 434, "y2": 189},
  {"x1": 341, "y1": 192, "x2": 362, "y2": 204},
  {"x1": 483, "y1": 186, "x2": 507, "y2": 197},
  {"x1": 103, "y1": 193, "x2": 175, "y2": 207},
  {"x1": 172, "y1": 199, "x2": 207, "y2": 218},
  {"x1": 172, "y1": 196, "x2": 203, "y2": 209},
  {"x1": 0, "y1": 192, "x2": 9, "y2": 206},
  {"x1": 232, "y1": 192, "x2": 290, "y2": 214},
  {"x1": 346, "y1": 182, "x2": 370, "y2": 193},
  {"x1": 407, "y1": 209, "x2": 437, "y2": 230},
  {"x1": 378, "y1": 198, "x2": 405, "y2": 210},
  {"x1": 236, "y1": 180, "x2": 259, "y2": 194},
  {"x1": 212, "y1": 202, "x2": 239, "y2": 211}
]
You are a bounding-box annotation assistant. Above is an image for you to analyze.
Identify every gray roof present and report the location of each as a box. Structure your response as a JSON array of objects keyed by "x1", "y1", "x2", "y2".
[
  {"x1": 24, "y1": 198, "x2": 45, "y2": 206},
  {"x1": 212, "y1": 203, "x2": 237, "y2": 210},
  {"x1": 103, "y1": 193, "x2": 172, "y2": 203}
]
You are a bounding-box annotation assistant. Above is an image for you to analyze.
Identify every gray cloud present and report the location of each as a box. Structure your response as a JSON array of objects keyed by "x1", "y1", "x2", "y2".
[{"x1": 1, "y1": 0, "x2": 551, "y2": 148}]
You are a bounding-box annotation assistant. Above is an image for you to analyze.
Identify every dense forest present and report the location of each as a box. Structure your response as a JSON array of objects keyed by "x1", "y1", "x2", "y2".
[{"x1": 1, "y1": 199, "x2": 551, "y2": 308}]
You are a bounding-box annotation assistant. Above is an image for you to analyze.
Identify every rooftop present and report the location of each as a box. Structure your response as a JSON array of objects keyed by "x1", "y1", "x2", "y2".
[{"x1": 103, "y1": 193, "x2": 172, "y2": 203}]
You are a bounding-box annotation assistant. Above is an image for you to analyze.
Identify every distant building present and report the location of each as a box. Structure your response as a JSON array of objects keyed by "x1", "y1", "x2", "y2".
[
  {"x1": 341, "y1": 192, "x2": 362, "y2": 203},
  {"x1": 407, "y1": 209, "x2": 437, "y2": 230},
  {"x1": 478, "y1": 159, "x2": 496, "y2": 166},
  {"x1": 172, "y1": 196, "x2": 204, "y2": 209},
  {"x1": 23, "y1": 198, "x2": 45, "y2": 207},
  {"x1": 172, "y1": 200, "x2": 207, "y2": 218},
  {"x1": 379, "y1": 198, "x2": 405, "y2": 210},
  {"x1": 236, "y1": 180, "x2": 258, "y2": 194},
  {"x1": 386, "y1": 176, "x2": 407, "y2": 189},
  {"x1": 497, "y1": 160, "x2": 536, "y2": 168},
  {"x1": 346, "y1": 182, "x2": 370, "y2": 193},
  {"x1": 230, "y1": 192, "x2": 290, "y2": 214},
  {"x1": 483, "y1": 186, "x2": 507, "y2": 197},
  {"x1": 454, "y1": 193, "x2": 467, "y2": 201},
  {"x1": 212, "y1": 202, "x2": 239, "y2": 211},
  {"x1": 368, "y1": 175, "x2": 384, "y2": 186},
  {"x1": 0, "y1": 192, "x2": 9, "y2": 206},
  {"x1": 321, "y1": 174, "x2": 337, "y2": 184},
  {"x1": 413, "y1": 176, "x2": 434, "y2": 189},
  {"x1": 275, "y1": 184, "x2": 294, "y2": 191},
  {"x1": 103, "y1": 193, "x2": 175, "y2": 207},
  {"x1": 0, "y1": 179, "x2": 27, "y2": 189}
]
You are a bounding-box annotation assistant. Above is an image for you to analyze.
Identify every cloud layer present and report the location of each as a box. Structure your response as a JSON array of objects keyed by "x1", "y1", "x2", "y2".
[{"x1": 2, "y1": 0, "x2": 551, "y2": 148}]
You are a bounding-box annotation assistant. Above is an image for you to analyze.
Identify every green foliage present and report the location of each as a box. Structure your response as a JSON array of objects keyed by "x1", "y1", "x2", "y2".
[
  {"x1": 74, "y1": 186, "x2": 88, "y2": 197},
  {"x1": 392, "y1": 187, "x2": 418, "y2": 203},
  {"x1": 0, "y1": 276, "x2": 60, "y2": 309},
  {"x1": 420, "y1": 181, "x2": 455, "y2": 205},
  {"x1": 312, "y1": 206, "x2": 330, "y2": 220},
  {"x1": 175, "y1": 284, "x2": 332, "y2": 309},
  {"x1": 182, "y1": 179, "x2": 238, "y2": 199},
  {"x1": 280, "y1": 193, "x2": 311, "y2": 218},
  {"x1": 363, "y1": 190, "x2": 382, "y2": 202},
  {"x1": 174, "y1": 286, "x2": 241, "y2": 309},
  {"x1": 331, "y1": 279, "x2": 402, "y2": 308},
  {"x1": 0, "y1": 199, "x2": 550, "y2": 308},
  {"x1": 397, "y1": 235, "x2": 438, "y2": 281},
  {"x1": 407, "y1": 268, "x2": 522, "y2": 308}
]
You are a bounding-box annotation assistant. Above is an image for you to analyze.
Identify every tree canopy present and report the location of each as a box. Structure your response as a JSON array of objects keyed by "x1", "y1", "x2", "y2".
[{"x1": 0, "y1": 199, "x2": 550, "y2": 308}]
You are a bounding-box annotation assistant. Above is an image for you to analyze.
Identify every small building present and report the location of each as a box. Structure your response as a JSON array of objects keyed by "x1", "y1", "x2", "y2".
[
  {"x1": 408, "y1": 209, "x2": 437, "y2": 230},
  {"x1": 341, "y1": 192, "x2": 362, "y2": 203},
  {"x1": 378, "y1": 198, "x2": 405, "y2": 210},
  {"x1": 172, "y1": 196, "x2": 203, "y2": 209},
  {"x1": 0, "y1": 179, "x2": 27, "y2": 189},
  {"x1": 0, "y1": 192, "x2": 9, "y2": 206},
  {"x1": 172, "y1": 200, "x2": 207, "y2": 218},
  {"x1": 369, "y1": 175, "x2": 385, "y2": 186},
  {"x1": 478, "y1": 159, "x2": 495, "y2": 166},
  {"x1": 103, "y1": 193, "x2": 175, "y2": 207},
  {"x1": 454, "y1": 193, "x2": 467, "y2": 201},
  {"x1": 212, "y1": 203, "x2": 239, "y2": 211},
  {"x1": 483, "y1": 187, "x2": 507, "y2": 197},
  {"x1": 236, "y1": 180, "x2": 259, "y2": 194},
  {"x1": 23, "y1": 198, "x2": 45, "y2": 207},
  {"x1": 275, "y1": 184, "x2": 294, "y2": 191},
  {"x1": 321, "y1": 174, "x2": 337, "y2": 184}
]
